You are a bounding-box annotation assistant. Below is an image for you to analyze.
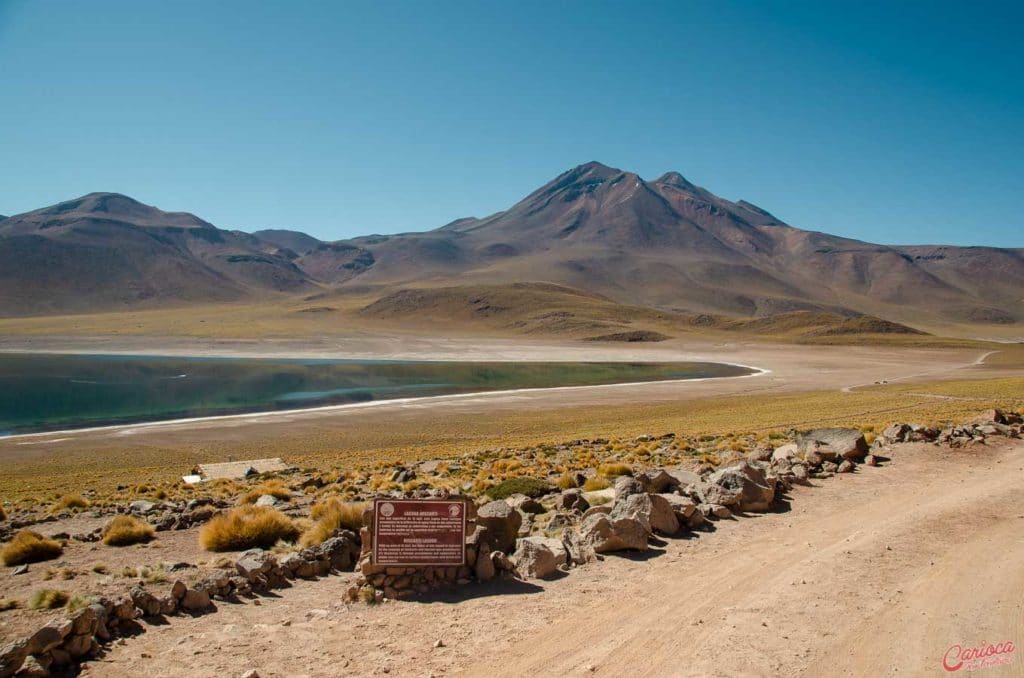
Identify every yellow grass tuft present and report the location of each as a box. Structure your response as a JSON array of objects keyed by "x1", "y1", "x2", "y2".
[
  {"x1": 597, "y1": 463, "x2": 633, "y2": 477},
  {"x1": 102, "y1": 515, "x2": 155, "y2": 547},
  {"x1": 29, "y1": 589, "x2": 69, "y2": 610},
  {"x1": 1, "y1": 530, "x2": 63, "y2": 566},
  {"x1": 241, "y1": 480, "x2": 293, "y2": 505},
  {"x1": 301, "y1": 499, "x2": 367, "y2": 547},
  {"x1": 555, "y1": 472, "x2": 578, "y2": 490},
  {"x1": 0, "y1": 598, "x2": 19, "y2": 612},
  {"x1": 199, "y1": 505, "x2": 300, "y2": 552},
  {"x1": 582, "y1": 477, "x2": 610, "y2": 492},
  {"x1": 52, "y1": 495, "x2": 89, "y2": 512}
]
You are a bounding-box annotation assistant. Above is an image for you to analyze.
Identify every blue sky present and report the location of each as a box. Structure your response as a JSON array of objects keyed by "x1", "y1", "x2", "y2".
[{"x1": 0, "y1": 0, "x2": 1021, "y2": 246}]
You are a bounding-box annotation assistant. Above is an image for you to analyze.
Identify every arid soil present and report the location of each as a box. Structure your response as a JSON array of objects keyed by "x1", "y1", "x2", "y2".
[{"x1": 79, "y1": 438, "x2": 1024, "y2": 678}]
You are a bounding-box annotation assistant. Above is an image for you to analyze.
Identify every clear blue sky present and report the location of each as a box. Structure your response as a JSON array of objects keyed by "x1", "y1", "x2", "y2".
[{"x1": 1, "y1": 0, "x2": 1021, "y2": 246}]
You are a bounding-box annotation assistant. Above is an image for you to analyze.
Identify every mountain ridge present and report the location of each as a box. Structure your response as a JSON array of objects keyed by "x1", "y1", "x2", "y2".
[{"x1": 0, "y1": 163, "x2": 1021, "y2": 326}]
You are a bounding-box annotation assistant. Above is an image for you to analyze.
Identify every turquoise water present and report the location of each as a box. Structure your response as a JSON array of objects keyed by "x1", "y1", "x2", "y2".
[{"x1": 0, "y1": 353, "x2": 754, "y2": 434}]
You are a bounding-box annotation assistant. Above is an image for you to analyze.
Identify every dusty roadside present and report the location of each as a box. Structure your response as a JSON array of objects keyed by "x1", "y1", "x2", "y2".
[{"x1": 83, "y1": 438, "x2": 1024, "y2": 678}]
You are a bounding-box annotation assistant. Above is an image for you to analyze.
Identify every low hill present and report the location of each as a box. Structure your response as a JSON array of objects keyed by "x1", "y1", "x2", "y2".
[{"x1": 0, "y1": 193, "x2": 316, "y2": 316}]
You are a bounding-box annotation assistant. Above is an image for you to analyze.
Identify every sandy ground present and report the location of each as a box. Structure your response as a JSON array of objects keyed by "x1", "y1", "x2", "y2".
[
  {"x1": 0, "y1": 334, "x2": 1010, "y2": 449},
  {"x1": 74, "y1": 438, "x2": 1024, "y2": 678}
]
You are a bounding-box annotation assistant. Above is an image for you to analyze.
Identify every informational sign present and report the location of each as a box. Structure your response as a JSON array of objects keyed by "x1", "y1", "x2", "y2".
[{"x1": 372, "y1": 498, "x2": 466, "y2": 566}]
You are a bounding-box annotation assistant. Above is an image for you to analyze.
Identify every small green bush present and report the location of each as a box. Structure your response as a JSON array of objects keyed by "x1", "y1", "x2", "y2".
[{"x1": 485, "y1": 477, "x2": 552, "y2": 500}]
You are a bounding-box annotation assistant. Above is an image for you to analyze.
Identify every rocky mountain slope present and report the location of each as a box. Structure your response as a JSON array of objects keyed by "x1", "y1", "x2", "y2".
[
  {"x1": 0, "y1": 193, "x2": 313, "y2": 315},
  {"x1": 2, "y1": 165, "x2": 1021, "y2": 325}
]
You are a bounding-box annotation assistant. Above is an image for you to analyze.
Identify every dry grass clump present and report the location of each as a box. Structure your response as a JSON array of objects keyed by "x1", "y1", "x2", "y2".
[
  {"x1": 67, "y1": 594, "x2": 95, "y2": 614},
  {"x1": 597, "y1": 463, "x2": 633, "y2": 477},
  {"x1": 241, "y1": 480, "x2": 293, "y2": 505},
  {"x1": 0, "y1": 598, "x2": 19, "y2": 612},
  {"x1": 555, "y1": 472, "x2": 578, "y2": 490},
  {"x1": 52, "y1": 495, "x2": 89, "y2": 512},
  {"x1": 1, "y1": 530, "x2": 63, "y2": 566},
  {"x1": 582, "y1": 477, "x2": 610, "y2": 492},
  {"x1": 301, "y1": 498, "x2": 367, "y2": 547},
  {"x1": 200, "y1": 505, "x2": 300, "y2": 552},
  {"x1": 28, "y1": 589, "x2": 69, "y2": 610},
  {"x1": 102, "y1": 515, "x2": 155, "y2": 546},
  {"x1": 92, "y1": 563, "x2": 109, "y2": 574}
]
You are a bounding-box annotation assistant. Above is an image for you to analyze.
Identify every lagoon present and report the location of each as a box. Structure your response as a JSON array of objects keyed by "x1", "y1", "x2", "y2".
[{"x1": 0, "y1": 353, "x2": 755, "y2": 434}]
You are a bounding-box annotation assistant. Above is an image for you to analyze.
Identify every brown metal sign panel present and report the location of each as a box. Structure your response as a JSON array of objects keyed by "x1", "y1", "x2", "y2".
[{"x1": 372, "y1": 498, "x2": 467, "y2": 566}]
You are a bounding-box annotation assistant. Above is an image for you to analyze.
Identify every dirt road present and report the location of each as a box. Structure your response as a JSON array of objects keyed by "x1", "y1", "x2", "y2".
[{"x1": 84, "y1": 438, "x2": 1024, "y2": 678}]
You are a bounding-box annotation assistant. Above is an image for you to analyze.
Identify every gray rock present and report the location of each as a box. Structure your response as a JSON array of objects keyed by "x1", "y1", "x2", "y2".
[
  {"x1": 561, "y1": 529, "x2": 598, "y2": 565},
  {"x1": 26, "y1": 619, "x2": 71, "y2": 655},
  {"x1": 837, "y1": 460, "x2": 854, "y2": 474},
  {"x1": 476, "y1": 500, "x2": 523, "y2": 554},
  {"x1": 254, "y1": 494, "x2": 280, "y2": 508},
  {"x1": 656, "y1": 493, "x2": 697, "y2": 521},
  {"x1": 613, "y1": 475, "x2": 643, "y2": 500},
  {"x1": 130, "y1": 586, "x2": 163, "y2": 617},
  {"x1": 797, "y1": 428, "x2": 868, "y2": 461},
  {"x1": 709, "y1": 504, "x2": 732, "y2": 519},
  {"x1": 11, "y1": 564, "x2": 28, "y2": 576},
  {"x1": 880, "y1": 423, "x2": 911, "y2": 444},
  {"x1": 0, "y1": 640, "x2": 28, "y2": 678},
  {"x1": 610, "y1": 493, "x2": 678, "y2": 535},
  {"x1": 236, "y1": 549, "x2": 277, "y2": 580},
  {"x1": 505, "y1": 494, "x2": 545, "y2": 514},
  {"x1": 129, "y1": 500, "x2": 157, "y2": 515},
  {"x1": 474, "y1": 544, "x2": 496, "y2": 581},
  {"x1": 772, "y1": 443, "x2": 798, "y2": 462},
  {"x1": 181, "y1": 588, "x2": 212, "y2": 612},
  {"x1": 635, "y1": 469, "x2": 678, "y2": 494},
  {"x1": 704, "y1": 461, "x2": 775, "y2": 512},
  {"x1": 510, "y1": 536, "x2": 567, "y2": 579},
  {"x1": 554, "y1": 489, "x2": 589, "y2": 513},
  {"x1": 578, "y1": 513, "x2": 648, "y2": 553},
  {"x1": 15, "y1": 654, "x2": 47, "y2": 677},
  {"x1": 317, "y1": 532, "x2": 360, "y2": 571}
]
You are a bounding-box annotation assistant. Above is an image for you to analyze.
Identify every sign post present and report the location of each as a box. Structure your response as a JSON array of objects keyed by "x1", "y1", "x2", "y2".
[{"x1": 372, "y1": 498, "x2": 467, "y2": 567}]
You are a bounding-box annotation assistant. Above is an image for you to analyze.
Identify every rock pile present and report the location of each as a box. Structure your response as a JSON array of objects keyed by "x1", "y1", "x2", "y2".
[{"x1": 0, "y1": 529, "x2": 361, "y2": 677}]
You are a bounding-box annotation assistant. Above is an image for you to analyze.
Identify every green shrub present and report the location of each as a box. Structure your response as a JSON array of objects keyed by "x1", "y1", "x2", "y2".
[{"x1": 485, "y1": 477, "x2": 552, "y2": 500}]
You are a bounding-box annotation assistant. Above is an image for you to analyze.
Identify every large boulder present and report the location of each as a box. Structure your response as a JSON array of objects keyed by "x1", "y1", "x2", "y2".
[
  {"x1": 577, "y1": 514, "x2": 649, "y2": 553},
  {"x1": 554, "y1": 489, "x2": 589, "y2": 513},
  {"x1": 879, "y1": 423, "x2": 911, "y2": 445},
  {"x1": 634, "y1": 469, "x2": 678, "y2": 494},
  {"x1": 476, "y1": 500, "x2": 523, "y2": 554},
  {"x1": 704, "y1": 462, "x2": 775, "y2": 512},
  {"x1": 510, "y1": 536, "x2": 567, "y2": 579},
  {"x1": 613, "y1": 475, "x2": 644, "y2": 499},
  {"x1": 610, "y1": 493, "x2": 679, "y2": 535},
  {"x1": 505, "y1": 494, "x2": 545, "y2": 515},
  {"x1": 665, "y1": 468, "x2": 703, "y2": 490},
  {"x1": 317, "y1": 531, "x2": 361, "y2": 571},
  {"x1": 655, "y1": 494, "x2": 698, "y2": 522},
  {"x1": 797, "y1": 428, "x2": 868, "y2": 461}
]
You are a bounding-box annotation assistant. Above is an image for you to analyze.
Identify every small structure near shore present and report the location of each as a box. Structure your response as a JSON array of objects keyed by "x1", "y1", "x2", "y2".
[{"x1": 185, "y1": 457, "x2": 295, "y2": 484}]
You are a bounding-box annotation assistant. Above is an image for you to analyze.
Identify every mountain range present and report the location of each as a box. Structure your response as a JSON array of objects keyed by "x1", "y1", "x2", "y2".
[{"x1": 1, "y1": 162, "x2": 1021, "y2": 327}]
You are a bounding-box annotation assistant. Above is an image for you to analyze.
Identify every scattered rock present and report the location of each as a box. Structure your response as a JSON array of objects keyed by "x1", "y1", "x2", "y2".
[
  {"x1": 510, "y1": 537, "x2": 567, "y2": 579},
  {"x1": 798, "y1": 428, "x2": 868, "y2": 461}
]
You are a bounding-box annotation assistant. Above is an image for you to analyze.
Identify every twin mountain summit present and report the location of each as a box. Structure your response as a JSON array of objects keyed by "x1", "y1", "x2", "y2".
[{"x1": 1, "y1": 161, "x2": 1021, "y2": 327}]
